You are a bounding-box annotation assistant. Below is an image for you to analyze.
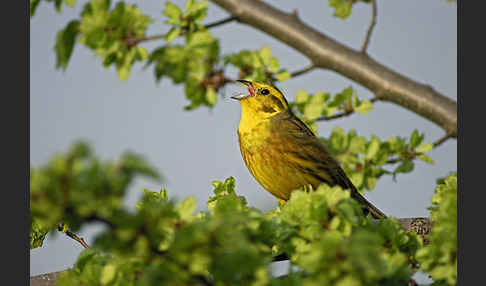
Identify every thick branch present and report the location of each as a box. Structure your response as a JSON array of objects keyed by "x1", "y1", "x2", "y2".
[{"x1": 211, "y1": 0, "x2": 457, "y2": 137}]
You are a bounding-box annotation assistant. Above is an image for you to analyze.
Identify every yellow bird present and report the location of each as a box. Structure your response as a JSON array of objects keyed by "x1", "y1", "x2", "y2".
[{"x1": 232, "y1": 80, "x2": 386, "y2": 219}]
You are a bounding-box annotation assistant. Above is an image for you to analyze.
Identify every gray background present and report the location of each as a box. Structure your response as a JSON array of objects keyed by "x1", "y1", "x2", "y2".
[{"x1": 30, "y1": 0, "x2": 457, "y2": 278}]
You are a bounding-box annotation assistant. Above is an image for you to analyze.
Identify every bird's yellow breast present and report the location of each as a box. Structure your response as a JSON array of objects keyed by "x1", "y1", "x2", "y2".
[{"x1": 237, "y1": 112, "x2": 322, "y2": 200}]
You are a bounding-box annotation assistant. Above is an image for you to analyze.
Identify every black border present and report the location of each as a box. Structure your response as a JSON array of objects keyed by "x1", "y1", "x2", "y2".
[
  {"x1": 459, "y1": 0, "x2": 481, "y2": 285},
  {"x1": 3, "y1": 0, "x2": 29, "y2": 284}
]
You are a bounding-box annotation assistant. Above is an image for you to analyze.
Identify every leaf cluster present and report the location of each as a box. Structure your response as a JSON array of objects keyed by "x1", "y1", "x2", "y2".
[
  {"x1": 416, "y1": 174, "x2": 457, "y2": 286},
  {"x1": 30, "y1": 141, "x2": 160, "y2": 249},
  {"x1": 291, "y1": 86, "x2": 373, "y2": 127},
  {"x1": 53, "y1": 177, "x2": 422, "y2": 286},
  {"x1": 30, "y1": 142, "x2": 456, "y2": 285},
  {"x1": 224, "y1": 46, "x2": 291, "y2": 83},
  {"x1": 53, "y1": 0, "x2": 152, "y2": 79},
  {"x1": 146, "y1": 29, "x2": 220, "y2": 110}
]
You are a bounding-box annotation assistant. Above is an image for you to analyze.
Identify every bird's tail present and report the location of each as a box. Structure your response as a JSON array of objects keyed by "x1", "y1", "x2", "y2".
[
  {"x1": 352, "y1": 190, "x2": 387, "y2": 219},
  {"x1": 335, "y1": 167, "x2": 387, "y2": 219}
]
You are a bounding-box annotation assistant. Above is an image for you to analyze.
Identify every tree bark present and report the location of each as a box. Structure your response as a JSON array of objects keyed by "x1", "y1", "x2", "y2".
[{"x1": 211, "y1": 0, "x2": 457, "y2": 137}]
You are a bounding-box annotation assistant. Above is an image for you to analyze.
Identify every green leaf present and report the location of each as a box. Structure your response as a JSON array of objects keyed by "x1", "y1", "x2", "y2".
[
  {"x1": 185, "y1": 0, "x2": 195, "y2": 11},
  {"x1": 64, "y1": 0, "x2": 76, "y2": 7},
  {"x1": 417, "y1": 154, "x2": 435, "y2": 164},
  {"x1": 55, "y1": 0, "x2": 63, "y2": 12},
  {"x1": 259, "y1": 46, "x2": 272, "y2": 67},
  {"x1": 30, "y1": 0, "x2": 42, "y2": 17},
  {"x1": 100, "y1": 264, "x2": 116, "y2": 284},
  {"x1": 274, "y1": 70, "x2": 291, "y2": 82},
  {"x1": 304, "y1": 101, "x2": 324, "y2": 121},
  {"x1": 30, "y1": 219, "x2": 49, "y2": 249},
  {"x1": 330, "y1": 86, "x2": 353, "y2": 107},
  {"x1": 176, "y1": 197, "x2": 197, "y2": 221},
  {"x1": 205, "y1": 87, "x2": 217, "y2": 106},
  {"x1": 366, "y1": 137, "x2": 380, "y2": 160},
  {"x1": 295, "y1": 89, "x2": 308, "y2": 104},
  {"x1": 165, "y1": 27, "x2": 181, "y2": 42},
  {"x1": 365, "y1": 176, "x2": 377, "y2": 190},
  {"x1": 348, "y1": 135, "x2": 366, "y2": 154},
  {"x1": 409, "y1": 129, "x2": 424, "y2": 148},
  {"x1": 354, "y1": 100, "x2": 373, "y2": 114},
  {"x1": 186, "y1": 1, "x2": 209, "y2": 22},
  {"x1": 117, "y1": 63, "x2": 131, "y2": 81},
  {"x1": 394, "y1": 160, "x2": 414, "y2": 174},
  {"x1": 136, "y1": 46, "x2": 149, "y2": 61},
  {"x1": 163, "y1": 2, "x2": 183, "y2": 20},
  {"x1": 55, "y1": 20, "x2": 80, "y2": 71},
  {"x1": 329, "y1": 0, "x2": 353, "y2": 19},
  {"x1": 416, "y1": 142, "x2": 434, "y2": 154}
]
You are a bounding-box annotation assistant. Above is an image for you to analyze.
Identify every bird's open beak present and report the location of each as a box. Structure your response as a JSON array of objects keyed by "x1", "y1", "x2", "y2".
[{"x1": 231, "y1": 79, "x2": 254, "y2": 100}]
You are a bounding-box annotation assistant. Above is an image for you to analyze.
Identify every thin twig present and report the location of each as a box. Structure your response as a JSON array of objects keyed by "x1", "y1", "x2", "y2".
[
  {"x1": 315, "y1": 97, "x2": 379, "y2": 122},
  {"x1": 204, "y1": 16, "x2": 237, "y2": 29},
  {"x1": 57, "y1": 225, "x2": 89, "y2": 249},
  {"x1": 433, "y1": 133, "x2": 453, "y2": 148},
  {"x1": 361, "y1": 0, "x2": 377, "y2": 53},
  {"x1": 290, "y1": 64, "x2": 316, "y2": 78},
  {"x1": 127, "y1": 16, "x2": 237, "y2": 46},
  {"x1": 316, "y1": 109, "x2": 353, "y2": 121}
]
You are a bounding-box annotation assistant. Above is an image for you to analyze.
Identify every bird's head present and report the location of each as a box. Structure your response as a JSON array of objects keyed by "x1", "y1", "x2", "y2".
[{"x1": 232, "y1": 80, "x2": 289, "y2": 117}]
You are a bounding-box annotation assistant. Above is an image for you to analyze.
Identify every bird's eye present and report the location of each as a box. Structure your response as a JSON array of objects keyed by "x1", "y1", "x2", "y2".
[{"x1": 261, "y1": 89, "x2": 270, "y2": 95}]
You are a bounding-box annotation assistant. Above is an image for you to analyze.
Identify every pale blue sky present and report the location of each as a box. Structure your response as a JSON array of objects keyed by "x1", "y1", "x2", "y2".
[{"x1": 30, "y1": 0, "x2": 456, "y2": 278}]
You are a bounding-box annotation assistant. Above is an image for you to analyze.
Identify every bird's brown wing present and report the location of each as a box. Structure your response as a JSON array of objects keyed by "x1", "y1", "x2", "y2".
[{"x1": 271, "y1": 112, "x2": 386, "y2": 218}]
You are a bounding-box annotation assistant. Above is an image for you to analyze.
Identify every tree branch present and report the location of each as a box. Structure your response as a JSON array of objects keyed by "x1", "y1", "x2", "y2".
[
  {"x1": 290, "y1": 64, "x2": 316, "y2": 78},
  {"x1": 315, "y1": 97, "x2": 380, "y2": 121},
  {"x1": 361, "y1": 0, "x2": 377, "y2": 53},
  {"x1": 433, "y1": 132, "x2": 453, "y2": 148},
  {"x1": 210, "y1": 0, "x2": 457, "y2": 137},
  {"x1": 127, "y1": 16, "x2": 237, "y2": 47},
  {"x1": 57, "y1": 225, "x2": 89, "y2": 249}
]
